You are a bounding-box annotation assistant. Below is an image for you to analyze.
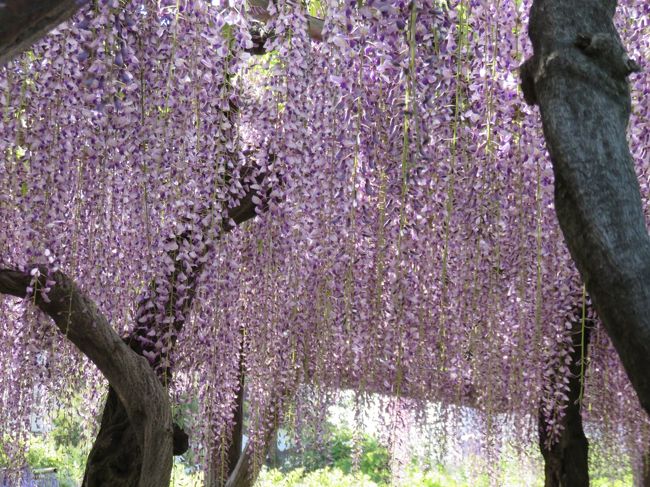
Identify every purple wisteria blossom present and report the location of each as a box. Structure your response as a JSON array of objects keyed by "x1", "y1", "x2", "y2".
[{"x1": 0, "y1": 0, "x2": 648, "y2": 481}]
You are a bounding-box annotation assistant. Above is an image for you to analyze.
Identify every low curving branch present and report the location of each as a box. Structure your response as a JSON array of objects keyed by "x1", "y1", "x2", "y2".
[{"x1": 0, "y1": 268, "x2": 173, "y2": 487}]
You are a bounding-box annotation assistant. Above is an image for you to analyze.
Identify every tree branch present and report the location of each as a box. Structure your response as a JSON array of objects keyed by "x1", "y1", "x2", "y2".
[
  {"x1": 0, "y1": 0, "x2": 88, "y2": 66},
  {"x1": 127, "y1": 165, "x2": 269, "y2": 375},
  {"x1": 0, "y1": 268, "x2": 173, "y2": 487}
]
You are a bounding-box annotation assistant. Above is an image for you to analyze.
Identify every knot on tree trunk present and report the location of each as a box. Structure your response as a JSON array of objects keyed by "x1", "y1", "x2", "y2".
[{"x1": 575, "y1": 32, "x2": 642, "y2": 79}]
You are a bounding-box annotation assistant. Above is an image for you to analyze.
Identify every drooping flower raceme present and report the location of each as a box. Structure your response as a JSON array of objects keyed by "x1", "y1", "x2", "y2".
[{"x1": 0, "y1": 0, "x2": 648, "y2": 480}]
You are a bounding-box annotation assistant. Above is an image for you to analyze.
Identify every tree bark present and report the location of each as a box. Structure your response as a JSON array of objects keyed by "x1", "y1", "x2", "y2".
[
  {"x1": 0, "y1": 269, "x2": 173, "y2": 487},
  {"x1": 523, "y1": 0, "x2": 650, "y2": 415},
  {"x1": 0, "y1": 0, "x2": 87, "y2": 66},
  {"x1": 81, "y1": 185, "x2": 264, "y2": 485},
  {"x1": 539, "y1": 308, "x2": 594, "y2": 487}
]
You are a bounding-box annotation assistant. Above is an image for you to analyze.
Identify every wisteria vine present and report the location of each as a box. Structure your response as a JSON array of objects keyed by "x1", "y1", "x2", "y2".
[{"x1": 0, "y1": 0, "x2": 649, "y2": 481}]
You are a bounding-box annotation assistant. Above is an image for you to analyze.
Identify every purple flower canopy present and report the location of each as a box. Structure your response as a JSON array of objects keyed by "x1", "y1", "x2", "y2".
[{"x1": 0, "y1": 0, "x2": 648, "y2": 476}]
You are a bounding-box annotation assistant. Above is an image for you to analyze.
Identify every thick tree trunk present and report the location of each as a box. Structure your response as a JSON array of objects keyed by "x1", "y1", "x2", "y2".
[
  {"x1": 523, "y1": 0, "x2": 650, "y2": 415},
  {"x1": 539, "y1": 308, "x2": 594, "y2": 487},
  {"x1": 82, "y1": 388, "x2": 141, "y2": 487},
  {"x1": 81, "y1": 387, "x2": 189, "y2": 486},
  {"x1": 0, "y1": 269, "x2": 174, "y2": 487},
  {"x1": 82, "y1": 189, "x2": 262, "y2": 485},
  {"x1": 540, "y1": 417, "x2": 589, "y2": 487}
]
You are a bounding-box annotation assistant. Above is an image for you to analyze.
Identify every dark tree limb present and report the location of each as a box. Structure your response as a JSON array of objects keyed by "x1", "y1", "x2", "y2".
[
  {"x1": 206, "y1": 332, "x2": 246, "y2": 487},
  {"x1": 223, "y1": 378, "x2": 290, "y2": 487},
  {"x1": 227, "y1": 339, "x2": 246, "y2": 478},
  {"x1": 539, "y1": 306, "x2": 594, "y2": 487},
  {"x1": 82, "y1": 179, "x2": 268, "y2": 485},
  {"x1": 523, "y1": 0, "x2": 650, "y2": 415},
  {"x1": 0, "y1": 0, "x2": 88, "y2": 66},
  {"x1": 0, "y1": 268, "x2": 173, "y2": 487},
  {"x1": 125, "y1": 163, "x2": 266, "y2": 378},
  {"x1": 224, "y1": 424, "x2": 277, "y2": 487},
  {"x1": 223, "y1": 332, "x2": 246, "y2": 480}
]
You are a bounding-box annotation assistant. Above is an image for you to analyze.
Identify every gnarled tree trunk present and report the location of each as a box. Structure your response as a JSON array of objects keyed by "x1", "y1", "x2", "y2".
[
  {"x1": 0, "y1": 269, "x2": 174, "y2": 487},
  {"x1": 82, "y1": 386, "x2": 189, "y2": 486},
  {"x1": 523, "y1": 0, "x2": 650, "y2": 415}
]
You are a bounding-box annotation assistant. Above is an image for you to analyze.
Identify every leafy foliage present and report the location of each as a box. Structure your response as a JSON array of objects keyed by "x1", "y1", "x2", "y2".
[{"x1": 293, "y1": 427, "x2": 390, "y2": 485}]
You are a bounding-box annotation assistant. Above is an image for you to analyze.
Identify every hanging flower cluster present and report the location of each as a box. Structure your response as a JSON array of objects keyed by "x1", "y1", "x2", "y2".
[{"x1": 0, "y1": 0, "x2": 649, "y2": 480}]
